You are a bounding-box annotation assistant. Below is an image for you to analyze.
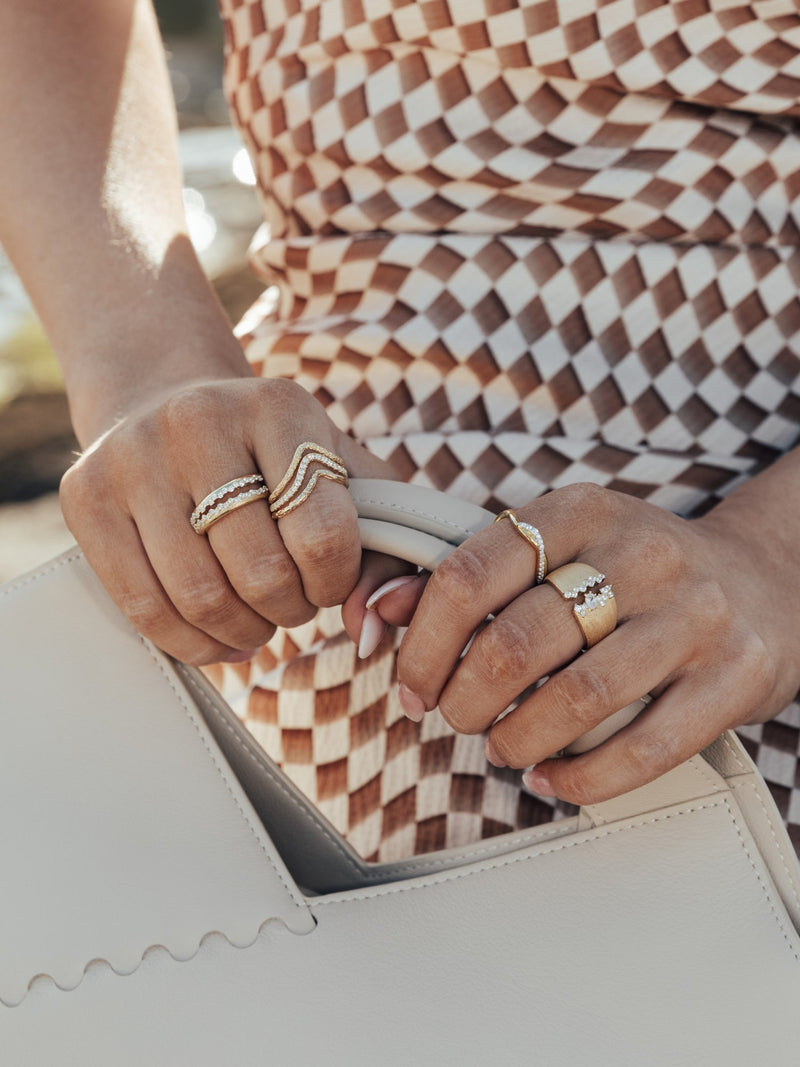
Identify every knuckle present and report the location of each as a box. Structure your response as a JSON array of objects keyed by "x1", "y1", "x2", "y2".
[
  {"x1": 558, "y1": 481, "x2": 609, "y2": 520},
  {"x1": 438, "y1": 687, "x2": 484, "y2": 734},
  {"x1": 639, "y1": 525, "x2": 684, "y2": 582},
  {"x1": 475, "y1": 617, "x2": 534, "y2": 686},
  {"x1": 234, "y1": 554, "x2": 296, "y2": 607},
  {"x1": 428, "y1": 546, "x2": 492, "y2": 617},
  {"x1": 621, "y1": 730, "x2": 675, "y2": 783},
  {"x1": 546, "y1": 663, "x2": 612, "y2": 732},
  {"x1": 159, "y1": 385, "x2": 226, "y2": 441},
  {"x1": 276, "y1": 599, "x2": 318, "y2": 628},
  {"x1": 731, "y1": 628, "x2": 774, "y2": 698},
  {"x1": 289, "y1": 512, "x2": 346, "y2": 570},
  {"x1": 555, "y1": 760, "x2": 599, "y2": 807},
  {"x1": 260, "y1": 375, "x2": 304, "y2": 410},
  {"x1": 684, "y1": 578, "x2": 730, "y2": 630},
  {"x1": 175, "y1": 578, "x2": 237, "y2": 627},
  {"x1": 287, "y1": 518, "x2": 360, "y2": 606},
  {"x1": 183, "y1": 642, "x2": 232, "y2": 668},
  {"x1": 237, "y1": 553, "x2": 316, "y2": 628},
  {"x1": 117, "y1": 588, "x2": 171, "y2": 636},
  {"x1": 59, "y1": 456, "x2": 104, "y2": 521}
]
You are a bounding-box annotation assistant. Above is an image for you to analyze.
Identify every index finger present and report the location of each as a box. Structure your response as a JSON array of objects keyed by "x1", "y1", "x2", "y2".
[{"x1": 395, "y1": 483, "x2": 619, "y2": 714}]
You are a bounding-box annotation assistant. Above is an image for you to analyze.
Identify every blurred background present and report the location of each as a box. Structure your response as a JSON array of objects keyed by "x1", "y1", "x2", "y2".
[{"x1": 0, "y1": 0, "x2": 264, "y2": 580}]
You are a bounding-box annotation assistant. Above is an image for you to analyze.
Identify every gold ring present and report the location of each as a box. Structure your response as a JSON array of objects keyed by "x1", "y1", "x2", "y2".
[
  {"x1": 268, "y1": 442, "x2": 349, "y2": 519},
  {"x1": 494, "y1": 509, "x2": 548, "y2": 583},
  {"x1": 545, "y1": 561, "x2": 616, "y2": 648},
  {"x1": 191, "y1": 474, "x2": 268, "y2": 534}
]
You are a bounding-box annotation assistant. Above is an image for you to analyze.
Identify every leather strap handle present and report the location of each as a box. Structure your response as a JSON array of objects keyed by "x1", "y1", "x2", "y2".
[{"x1": 349, "y1": 479, "x2": 643, "y2": 754}]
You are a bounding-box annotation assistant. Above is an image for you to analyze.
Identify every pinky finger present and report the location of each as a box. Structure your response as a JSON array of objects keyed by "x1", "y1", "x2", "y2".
[
  {"x1": 80, "y1": 518, "x2": 251, "y2": 665},
  {"x1": 524, "y1": 678, "x2": 735, "y2": 807}
]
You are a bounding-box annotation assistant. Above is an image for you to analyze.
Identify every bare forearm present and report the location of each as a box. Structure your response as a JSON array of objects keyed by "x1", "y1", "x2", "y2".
[{"x1": 0, "y1": 0, "x2": 249, "y2": 444}]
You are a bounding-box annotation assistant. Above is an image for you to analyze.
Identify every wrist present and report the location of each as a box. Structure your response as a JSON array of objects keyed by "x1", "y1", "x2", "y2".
[
  {"x1": 64, "y1": 324, "x2": 253, "y2": 447},
  {"x1": 58, "y1": 277, "x2": 254, "y2": 447},
  {"x1": 696, "y1": 463, "x2": 800, "y2": 711}
]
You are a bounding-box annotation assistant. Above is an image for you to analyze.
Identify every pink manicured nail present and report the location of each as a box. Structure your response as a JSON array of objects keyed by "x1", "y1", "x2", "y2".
[
  {"x1": 225, "y1": 648, "x2": 259, "y2": 664},
  {"x1": 398, "y1": 682, "x2": 427, "y2": 723},
  {"x1": 522, "y1": 767, "x2": 554, "y2": 798},
  {"x1": 485, "y1": 739, "x2": 506, "y2": 768},
  {"x1": 358, "y1": 609, "x2": 387, "y2": 659},
  {"x1": 366, "y1": 574, "x2": 419, "y2": 611}
]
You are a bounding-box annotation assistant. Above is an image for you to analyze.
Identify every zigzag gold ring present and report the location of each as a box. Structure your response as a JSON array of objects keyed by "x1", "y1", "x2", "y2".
[
  {"x1": 545, "y1": 561, "x2": 617, "y2": 649},
  {"x1": 191, "y1": 473, "x2": 268, "y2": 534},
  {"x1": 494, "y1": 509, "x2": 548, "y2": 584},
  {"x1": 268, "y1": 442, "x2": 349, "y2": 519}
]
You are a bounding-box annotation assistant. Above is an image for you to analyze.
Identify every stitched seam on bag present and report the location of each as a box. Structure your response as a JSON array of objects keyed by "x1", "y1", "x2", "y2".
[
  {"x1": 179, "y1": 668, "x2": 367, "y2": 880},
  {"x1": 180, "y1": 671, "x2": 575, "y2": 881},
  {"x1": 7, "y1": 802, "x2": 797, "y2": 1005},
  {"x1": 717, "y1": 795, "x2": 800, "y2": 962},
  {"x1": 313, "y1": 801, "x2": 732, "y2": 904},
  {"x1": 11, "y1": 554, "x2": 307, "y2": 904},
  {"x1": 7, "y1": 557, "x2": 564, "y2": 885},
  {"x1": 580, "y1": 755, "x2": 723, "y2": 826},
  {"x1": 137, "y1": 639, "x2": 309, "y2": 911},
  {"x1": 717, "y1": 731, "x2": 749, "y2": 773},
  {"x1": 0, "y1": 549, "x2": 82, "y2": 598},
  {"x1": 731, "y1": 778, "x2": 800, "y2": 914},
  {"x1": 311, "y1": 799, "x2": 800, "y2": 964},
  {"x1": 357, "y1": 494, "x2": 476, "y2": 541},
  {"x1": 368, "y1": 822, "x2": 574, "y2": 876},
  {"x1": 685, "y1": 754, "x2": 728, "y2": 794}
]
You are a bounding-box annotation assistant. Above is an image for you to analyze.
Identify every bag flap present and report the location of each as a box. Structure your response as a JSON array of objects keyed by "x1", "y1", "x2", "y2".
[{"x1": 0, "y1": 552, "x2": 313, "y2": 1007}]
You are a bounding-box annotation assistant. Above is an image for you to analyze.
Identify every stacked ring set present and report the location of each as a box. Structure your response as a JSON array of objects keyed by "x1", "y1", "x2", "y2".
[
  {"x1": 190, "y1": 447, "x2": 616, "y2": 650},
  {"x1": 495, "y1": 509, "x2": 617, "y2": 649},
  {"x1": 189, "y1": 442, "x2": 348, "y2": 535}
]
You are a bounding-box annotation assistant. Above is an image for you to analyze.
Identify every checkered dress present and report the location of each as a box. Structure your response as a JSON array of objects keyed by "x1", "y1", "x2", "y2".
[{"x1": 213, "y1": 0, "x2": 800, "y2": 861}]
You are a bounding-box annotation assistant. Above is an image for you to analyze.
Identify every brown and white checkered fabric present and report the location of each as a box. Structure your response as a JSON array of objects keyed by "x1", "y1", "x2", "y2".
[{"x1": 214, "y1": 0, "x2": 800, "y2": 861}]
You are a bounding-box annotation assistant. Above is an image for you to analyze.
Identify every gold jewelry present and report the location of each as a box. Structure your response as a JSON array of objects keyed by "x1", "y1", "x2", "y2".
[
  {"x1": 268, "y1": 442, "x2": 349, "y2": 519},
  {"x1": 494, "y1": 509, "x2": 548, "y2": 583},
  {"x1": 545, "y1": 561, "x2": 617, "y2": 648},
  {"x1": 191, "y1": 474, "x2": 268, "y2": 534}
]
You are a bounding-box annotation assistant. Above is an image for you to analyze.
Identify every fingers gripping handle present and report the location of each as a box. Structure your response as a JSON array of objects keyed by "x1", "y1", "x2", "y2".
[{"x1": 350, "y1": 479, "x2": 644, "y2": 755}]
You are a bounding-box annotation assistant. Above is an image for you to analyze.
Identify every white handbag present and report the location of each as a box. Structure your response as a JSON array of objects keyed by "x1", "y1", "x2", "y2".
[{"x1": 2, "y1": 479, "x2": 800, "y2": 1065}]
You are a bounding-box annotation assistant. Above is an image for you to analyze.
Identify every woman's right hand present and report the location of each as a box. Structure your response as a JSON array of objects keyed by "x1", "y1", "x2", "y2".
[{"x1": 60, "y1": 375, "x2": 405, "y2": 665}]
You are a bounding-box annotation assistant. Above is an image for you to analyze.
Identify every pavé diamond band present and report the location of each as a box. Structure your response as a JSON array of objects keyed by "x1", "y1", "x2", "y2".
[
  {"x1": 494, "y1": 509, "x2": 548, "y2": 584},
  {"x1": 191, "y1": 474, "x2": 268, "y2": 534},
  {"x1": 268, "y1": 442, "x2": 349, "y2": 519}
]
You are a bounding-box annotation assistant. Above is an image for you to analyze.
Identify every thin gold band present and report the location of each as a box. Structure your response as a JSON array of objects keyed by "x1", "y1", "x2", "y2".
[{"x1": 494, "y1": 509, "x2": 548, "y2": 583}]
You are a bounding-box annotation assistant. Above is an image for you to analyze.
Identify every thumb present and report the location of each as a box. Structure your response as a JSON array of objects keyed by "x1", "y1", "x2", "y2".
[
  {"x1": 334, "y1": 437, "x2": 430, "y2": 654},
  {"x1": 342, "y1": 551, "x2": 429, "y2": 658}
]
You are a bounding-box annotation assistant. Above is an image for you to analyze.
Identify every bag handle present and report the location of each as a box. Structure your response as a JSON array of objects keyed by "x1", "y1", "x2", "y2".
[{"x1": 348, "y1": 478, "x2": 643, "y2": 753}]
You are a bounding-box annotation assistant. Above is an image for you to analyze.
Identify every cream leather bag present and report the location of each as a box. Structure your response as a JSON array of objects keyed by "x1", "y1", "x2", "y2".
[{"x1": 3, "y1": 479, "x2": 800, "y2": 1065}]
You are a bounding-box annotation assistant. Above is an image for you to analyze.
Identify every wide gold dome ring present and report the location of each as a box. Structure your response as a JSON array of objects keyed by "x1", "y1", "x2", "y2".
[{"x1": 545, "y1": 562, "x2": 617, "y2": 649}]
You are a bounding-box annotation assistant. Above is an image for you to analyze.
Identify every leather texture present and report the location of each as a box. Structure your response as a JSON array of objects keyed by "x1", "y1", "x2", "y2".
[{"x1": 2, "y1": 479, "x2": 800, "y2": 1064}]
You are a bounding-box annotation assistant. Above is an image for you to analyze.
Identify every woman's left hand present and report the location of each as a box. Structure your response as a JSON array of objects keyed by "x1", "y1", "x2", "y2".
[{"x1": 343, "y1": 477, "x2": 800, "y2": 805}]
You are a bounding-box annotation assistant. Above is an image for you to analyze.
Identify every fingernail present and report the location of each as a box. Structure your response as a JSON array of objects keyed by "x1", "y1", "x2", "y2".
[
  {"x1": 398, "y1": 682, "x2": 427, "y2": 723},
  {"x1": 357, "y1": 609, "x2": 387, "y2": 659},
  {"x1": 522, "y1": 767, "x2": 554, "y2": 798},
  {"x1": 366, "y1": 574, "x2": 418, "y2": 610},
  {"x1": 485, "y1": 738, "x2": 506, "y2": 768},
  {"x1": 224, "y1": 648, "x2": 259, "y2": 664}
]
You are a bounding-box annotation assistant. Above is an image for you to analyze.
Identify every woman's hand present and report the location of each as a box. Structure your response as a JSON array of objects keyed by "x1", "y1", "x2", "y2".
[
  {"x1": 344, "y1": 467, "x2": 800, "y2": 805},
  {"x1": 61, "y1": 375, "x2": 408, "y2": 666}
]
